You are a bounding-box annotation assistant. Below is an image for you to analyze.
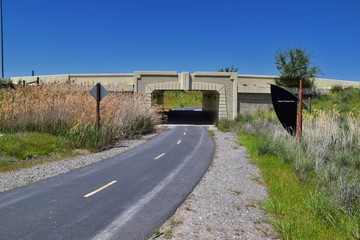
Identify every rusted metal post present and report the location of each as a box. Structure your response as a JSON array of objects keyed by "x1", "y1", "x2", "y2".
[{"x1": 297, "y1": 79, "x2": 303, "y2": 140}]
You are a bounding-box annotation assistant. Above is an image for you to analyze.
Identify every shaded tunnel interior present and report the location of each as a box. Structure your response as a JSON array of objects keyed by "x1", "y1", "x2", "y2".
[{"x1": 152, "y1": 90, "x2": 219, "y2": 125}]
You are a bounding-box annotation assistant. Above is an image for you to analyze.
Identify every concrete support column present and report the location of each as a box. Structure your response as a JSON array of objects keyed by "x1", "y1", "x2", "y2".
[
  {"x1": 231, "y1": 73, "x2": 238, "y2": 119},
  {"x1": 134, "y1": 72, "x2": 141, "y2": 93},
  {"x1": 218, "y1": 92, "x2": 228, "y2": 119},
  {"x1": 182, "y1": 72, "x2": 190, "y2": 91}
]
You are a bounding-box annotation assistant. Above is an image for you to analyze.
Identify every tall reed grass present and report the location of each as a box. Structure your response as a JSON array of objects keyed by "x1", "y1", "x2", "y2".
[{"x1": 0, "y1": 84, "x2": 161, "y2": 150}]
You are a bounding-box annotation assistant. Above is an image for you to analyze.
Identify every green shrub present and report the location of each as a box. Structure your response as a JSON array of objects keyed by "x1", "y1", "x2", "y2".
[
  {"x1": 215, "y1": 119, "x2": 233, "y2": 132},
  {"x1": 256, "y1": 136, "x2": 277, "y2": 156},
  {"x1": 0, "y1": 159, "x2": 9, "y2": 167},
  {"x1": 234, "y1": 114, "x2": 254, "y2": 123},
  {"x1": 334, "y1": 151, "x2": 354, "y2": 167},
  {"x1": 331, "y1": 85, "x2": 343, "y2": 93}
]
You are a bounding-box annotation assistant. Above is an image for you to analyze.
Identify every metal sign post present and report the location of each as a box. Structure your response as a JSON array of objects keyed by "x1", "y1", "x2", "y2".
[
  {"x1": 90, "y1": 83, "x2": 108, "y2": 130},
  {"x1": 297, "y1": 79, "x2": 303, "y2": 140},
  {"x1": 1, "y1": 0, "x2": 5, "y2": 79}
]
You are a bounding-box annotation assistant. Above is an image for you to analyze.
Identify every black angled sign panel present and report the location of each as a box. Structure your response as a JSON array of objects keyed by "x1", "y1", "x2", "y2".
[
  {"x1": 270, "y1": 84, "x2": 298, "y2": 136},
  {"x1": 90, "y1": 83, "x2": 108, "y2": 101}
]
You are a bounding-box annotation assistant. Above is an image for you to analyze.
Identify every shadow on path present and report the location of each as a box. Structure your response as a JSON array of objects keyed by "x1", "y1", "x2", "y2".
[{"x1": 162, "y1": 108, "x2": 216, "y2": 125}]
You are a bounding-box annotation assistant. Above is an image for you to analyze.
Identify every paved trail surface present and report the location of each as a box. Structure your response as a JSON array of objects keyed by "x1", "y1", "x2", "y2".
[{"x1": 0, "y1": 126, "x2": 214, "y2": 240}]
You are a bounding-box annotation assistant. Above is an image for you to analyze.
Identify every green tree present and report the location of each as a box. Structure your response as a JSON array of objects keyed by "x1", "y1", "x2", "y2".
[
  {"x1": 275, "y1": 48, "x2": 322, "y2": 89},
  {"x1": 219, "y1": 65, "x2": 238, "y2": 72}
]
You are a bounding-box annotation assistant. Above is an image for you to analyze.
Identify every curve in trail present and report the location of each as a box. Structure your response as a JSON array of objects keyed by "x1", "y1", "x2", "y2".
[{"x1": 0, "y1": 125, "x2": 215, "y2": 240}]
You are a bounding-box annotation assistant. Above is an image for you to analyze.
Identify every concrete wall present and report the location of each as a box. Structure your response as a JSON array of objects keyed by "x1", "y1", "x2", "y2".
[
  {"x1": 236, "y1": 74, "x2": 360, "y2": 115},
  {"x1": 10, "y1": 74, "x2": 70, "y2": 84},
  {"x1": 202, "y1": 91, "x2": 219, "y2": 118},
  {"x1": 192, "y1": 72, "x2": 237, "y2": 119},
  {"x1": 135, "y1": 72, "x2": 180, "y2": 93},
  {"x1": 315, "y1": 78, "x2": 360, "y2": 90},
  {"x1": 137, "y1": 71, "x2": 237, "y2": 119},
  {"x1": 238, "y1": 93, "x2": 272, "y2": 114},
  {"x1": 236, "y1": 75, "x2": 274, "y2": 114},
  {"x1": 9, "y1": 72, "x2": 360, "y2": 119},
  {"x1": 10, "y1": 74, "x2": 134, "y2": 91},
  {"x1": 70, "y1": 74, "x2": 134, "y2": 91}
]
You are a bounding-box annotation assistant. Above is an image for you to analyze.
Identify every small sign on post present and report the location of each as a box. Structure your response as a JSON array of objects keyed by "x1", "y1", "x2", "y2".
[{"x1": 90, "y1": 83, "x2": 108, "y2": 130}]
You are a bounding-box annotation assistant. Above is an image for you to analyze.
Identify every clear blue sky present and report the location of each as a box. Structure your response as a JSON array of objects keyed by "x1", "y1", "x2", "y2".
[{"x1": 3, "y1": 0, "x2": 360, "y2": 81}]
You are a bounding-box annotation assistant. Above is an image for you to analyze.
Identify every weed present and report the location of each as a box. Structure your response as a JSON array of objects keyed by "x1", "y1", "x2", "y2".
[
  {"x1": 233, "y1": 204, "x2": 241, "y2": 211},
  {"x1": 234, "y1": 114, "x2": 254, "y2": 123},
  {"x1": 170, "y1": 218, "x2": 183, "y2": 227},
  {"x1": 331, "y1": 85, "x2": 343, "y2": 93},
  {"x1": 256, "y1": 136, "x2": 277, "y2": 156},
  {"x1": 184, "y1": 205, "x2": 192, "y2": 211},
  {"x1": 163, "y1": 229, "x2": 172, "y2": 239},
  {"x1": 0, "y1": 159, "x2": 9, "y2": 167},
  {"x1": 231, "y1": 189, "x2": 242, "y2": 196},
  {"x1": 153, "y1": 229, "x2": 160, "y2": 235},
  {"x1": 245, "y1": 202, "x2": 256, "y2": 210},
  {"x1": 215, "y1": 119, "x2": 233, "y2": 132},
  {"x1": 208, "y1": 130, "x2": 215, "y2": 136},
  {"x1": 150, "y1": 229, "x2": 162, "y2": 240}
]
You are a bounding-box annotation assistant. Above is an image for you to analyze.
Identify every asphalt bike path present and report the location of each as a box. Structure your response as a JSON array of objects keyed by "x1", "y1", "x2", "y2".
[{"x1": 0, "y1": 125, "x2": 215, "y2": 240}]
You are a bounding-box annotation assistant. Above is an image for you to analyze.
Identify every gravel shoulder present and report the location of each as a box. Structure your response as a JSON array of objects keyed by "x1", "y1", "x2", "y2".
[
  {"x1": 155, "y1": 127, "x2": 275, "y2": 239},
  {"x1": 0, "y1": 125, "x2": 275, "y2": 239}
]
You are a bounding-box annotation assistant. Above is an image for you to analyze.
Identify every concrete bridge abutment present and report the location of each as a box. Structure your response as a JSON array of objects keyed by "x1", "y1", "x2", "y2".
[
  {"x1": 11, "y1": 72, "x2": 360, "y2": 120},
  {"x1": 136, "y1": 72, "x2": 238, "y2": 119}
]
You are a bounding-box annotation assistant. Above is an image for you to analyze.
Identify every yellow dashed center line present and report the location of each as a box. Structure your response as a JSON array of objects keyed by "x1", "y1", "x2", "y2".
[
  {"x1": 154, "y1": 153, "x2": 166, "y2": 160},
  {"x1": 84, "y1": 180, "x2": 117, "y2": 198}
]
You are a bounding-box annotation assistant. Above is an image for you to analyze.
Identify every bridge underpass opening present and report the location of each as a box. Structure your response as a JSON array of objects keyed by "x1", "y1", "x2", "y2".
[{"x1": 151, "y1": 90, "x2": 219, "y2": 124}]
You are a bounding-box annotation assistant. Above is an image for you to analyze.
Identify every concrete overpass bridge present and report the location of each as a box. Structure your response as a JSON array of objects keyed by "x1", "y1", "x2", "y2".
[{"x1": 11, "y1": 72, "x2": 360, "y2": 120}]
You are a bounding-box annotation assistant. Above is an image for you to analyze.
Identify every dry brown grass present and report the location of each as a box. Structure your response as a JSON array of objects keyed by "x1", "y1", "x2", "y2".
[{"x1": 0, "y1": 83, "x2": 161, "y2": 148}]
